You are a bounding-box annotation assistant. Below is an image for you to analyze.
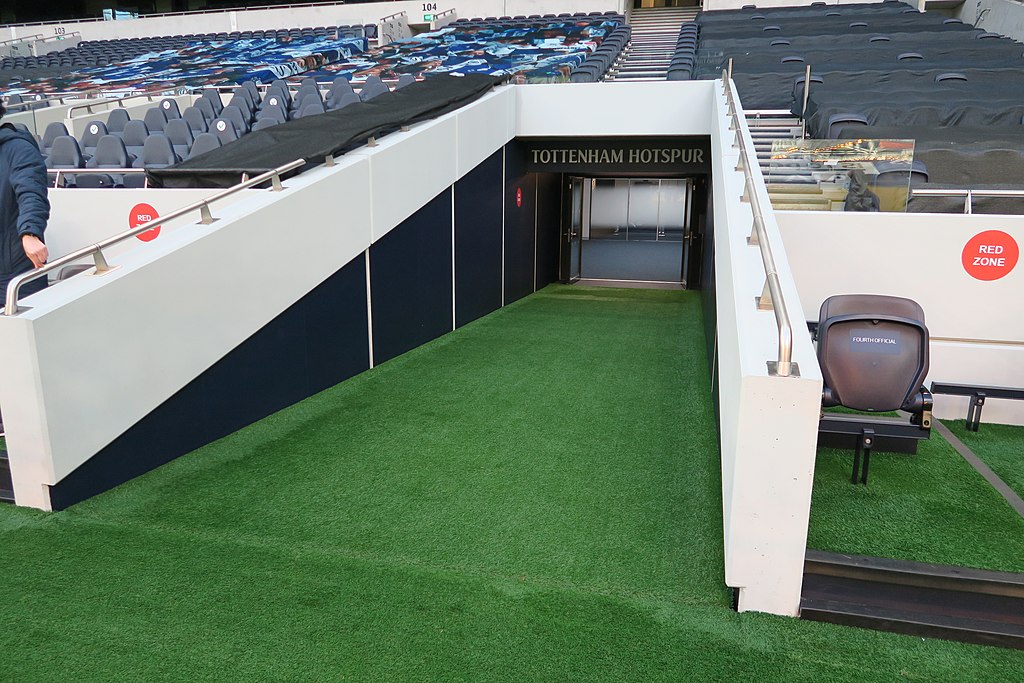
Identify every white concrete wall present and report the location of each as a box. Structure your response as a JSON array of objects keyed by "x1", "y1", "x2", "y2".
[
  {"x1": 517, "y1": 81, "x2": 716, "y2": 137},
  {"x1": 958, "y1": 0, "x2": 1024, "y2": 42},
  {"x1": 777, "y1": 210, "x2": 1024, "y2": 426},
  {"x1": 45, "y1": 187, "x2": 256, "y2": 265},
  {"x1": 710, "y1": 80, "x2": 823, "y2": 617},
  {"x1": 0, "y1": 84, "x2": 517, "y2": 511},
  {"x1": 0, "y1": 1, "x2": 624, "y2": 43}
]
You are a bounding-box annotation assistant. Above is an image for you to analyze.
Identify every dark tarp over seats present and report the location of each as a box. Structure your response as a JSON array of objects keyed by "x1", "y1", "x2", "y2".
[{"x1": 149, "y1": 74, "x2": 503, "y2": 188}]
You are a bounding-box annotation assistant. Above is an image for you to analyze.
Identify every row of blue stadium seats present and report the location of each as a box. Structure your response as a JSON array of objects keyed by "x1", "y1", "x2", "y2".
[
  {"x1": 568, "y1": 27, "x2": 631, "y2": 83},
  {"x1": 38, "y1": 75, "x2": 412, "y2": 187},
  {"x1": 77, "y1": 25, "x2": 371, "y2": 47},
  {"x1": 1, "y1": 25, "x2": 376, "y2": 71},
  {"x1": 668, "y1": 23, "x2": 700, "y2": 81},
  {"x1": 455, "y1": 12, "x2": 621, "y2": 21}
]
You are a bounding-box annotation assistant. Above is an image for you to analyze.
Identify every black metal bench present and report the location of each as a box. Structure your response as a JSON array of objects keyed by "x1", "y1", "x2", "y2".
[{"x1": 930, "y1": 382, "x2": 1024, "y2": 432}]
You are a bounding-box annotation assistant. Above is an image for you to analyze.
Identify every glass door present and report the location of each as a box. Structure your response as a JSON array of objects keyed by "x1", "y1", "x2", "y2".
[{"x1": 563, "y1": 176, "x2": 584, "y2": 282}]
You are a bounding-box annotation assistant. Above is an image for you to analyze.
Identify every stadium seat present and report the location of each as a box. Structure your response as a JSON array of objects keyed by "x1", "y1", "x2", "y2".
[
  {"x1": 200, "y1": 88, "x2": 224, "y2": 116},
  {"x1": 396, "y1": 74, "x2": 416, "y2": 89},
  {"x1": 81, "y1": 135, "x2": 135, "y2": 187},
  {"x1": 297, "y1": 101, "x2": 327, "y2": 118},
  {"x1": 227, "y1": 94, "x2": 255, "y2": 122},
  {"x1": 327, "y1": 91, "x2": 360, "y2": 111},
  {"x1": 120, "y1": 121, "x2": 150, "y2": 160},
  {"x1": 143, "y1": 107, "x2": 169, "y2": 133},
  {"x1": 210, "y1": 118, "x2": 239, "y2": 145},
  {"x1": 159, "y1": 98, "x2": 182, "y2": 119},
  {"x1": 164, "y1": 119, "x2": 194, "y2": 158},
  {"x1": 41, "y1": 122, "x2": 70, "y2": 155},
  {"x1": 194, "y1": 97, "x2": 217, "y2": 123},
  {"x1": 817, "y1": 294, "x2": 932, "y2": 484},
  {"x1": 133, "y1": 134, "x2": 180, "y2": 169},
  {"x1": 182, "y1": 106, "x2": 210, "y2": 134},
  {"x1": 359, "y1": 76, "x2": 390, "y2": 101},
  {"x1": 79, "y1": 120, "x2": 108, "y2": 157},
  {"x1": 188, "y1": 132, "x2": 222, "y2": 159},
  {"x1": 221, "y1": 105, "x2": 251, "y2": 134},
  {"x1": 45, "y1": 136, "x2": 86, "y2": 188},
  {"x1": 252, "y1": 118, "x2": 282, "y2": 132}
]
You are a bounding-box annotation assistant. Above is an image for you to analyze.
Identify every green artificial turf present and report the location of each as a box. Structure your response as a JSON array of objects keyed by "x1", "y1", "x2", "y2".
[
  {"x1": 808, "y1": 429, "x2": 1024, "y2": 574},
  {"x1": 943, "y1": 420, "x2": 1024, "y2": 503},
  {"x1": 1, "y1": 285, "x2": 1022, "y2": 681}
]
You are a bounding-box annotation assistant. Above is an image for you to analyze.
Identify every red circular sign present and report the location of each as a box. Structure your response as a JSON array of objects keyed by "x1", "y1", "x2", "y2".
[
  {"x1": 516, "y1": 187, "x2": 522, "y2": 208},
  {"x1": 129, "y1": 203, "x2": 161, "y2": 242},
  {"x1": 961, "y1": 230, "x2": 1018, "y2": 281}
]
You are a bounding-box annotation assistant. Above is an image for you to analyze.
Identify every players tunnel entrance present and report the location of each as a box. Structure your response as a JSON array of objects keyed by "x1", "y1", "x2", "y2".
[{"x1": 510, "y1": 137, "x2": 711, "y2": 289}]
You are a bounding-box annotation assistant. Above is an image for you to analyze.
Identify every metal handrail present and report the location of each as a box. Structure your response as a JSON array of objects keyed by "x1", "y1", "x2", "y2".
[
  {"x1": 67, "y1": 88, "x2": 174, "y2": 118},
  {"x1": 722, "y1": 73, "x2": 796, "y2": 378},
  {"x1": 909, "y1": 187, "x2": 1024, "y2": 214},
  {"x1": 380, "y1": 11, "x2": 407, "y2": 22},
  {"x1": 5, "y1": 88, "x2": 105, "y2": 113},
  {"x1": 49, "y1": 167, "x2": 148, "y2": 188},
  {"x1": 4, "y1": 158, "x2": 305, "y2": 315},
  {"x1": 0, "y1": 33, "x2": 43, "y2": 46}
]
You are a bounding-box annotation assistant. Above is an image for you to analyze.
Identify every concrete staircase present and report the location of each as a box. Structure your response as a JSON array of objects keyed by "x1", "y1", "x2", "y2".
[
  {"x1": 606, "y1": 7, "x2": 699, "y2": 82},
  {"x1": 746, "y1": 110, "x2": 845, "y2": 211}
]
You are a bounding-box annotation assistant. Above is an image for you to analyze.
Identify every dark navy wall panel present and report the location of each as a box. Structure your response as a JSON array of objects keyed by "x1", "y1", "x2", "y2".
[
  {"x1": 504, "y1": 141, "x2": 537, "y2": 304},
  {"x1": 49, "y1": 256, "x2": 370, "y2": 510},
  {"x1": 370, "y1": 188, "x2": 454, "y2": 365},
  {"x1": 455, "y1": 149, "x2": 503, "y2": 328},
  {"x1": 534, "y1": 172, "x2": 562, "y2": 291}
]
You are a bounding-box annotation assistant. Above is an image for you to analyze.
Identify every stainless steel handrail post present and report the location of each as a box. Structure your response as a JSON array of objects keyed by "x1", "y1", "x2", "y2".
[
  {"x1": 722, "y1": 75, "x2": 797, "y2": 378},
  {"x1": 4, "y1": 158, "x2": 305, "y2": 315}
]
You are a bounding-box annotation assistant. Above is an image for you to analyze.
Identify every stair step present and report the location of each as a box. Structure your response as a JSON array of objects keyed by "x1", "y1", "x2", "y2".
[
  {"x1": 806, "y1": 550, "x2": 1024, "y2": 598},
  {"x1": 800, "y1": 551, "x2": 1024, "y2": 650},
  {"x1": 802, "y1": 575, "x2": 1024, "y2": 649},
  {"x1": 608, "y1": 75, "x2": 666, "y2": 81}
]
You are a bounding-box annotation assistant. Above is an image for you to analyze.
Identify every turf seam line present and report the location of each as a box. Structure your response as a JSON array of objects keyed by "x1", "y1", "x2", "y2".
[
  {"x1": 66, "y1": 514, "x2": 726, "y2": 610},
  {"x1": 935, "y1": 421, "x2": 1024, "y2": 519}
]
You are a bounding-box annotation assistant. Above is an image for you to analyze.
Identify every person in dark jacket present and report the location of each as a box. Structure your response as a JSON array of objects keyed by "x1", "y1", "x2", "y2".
[
  {"x1": 0, "y1": 99, "x2": 50, "y2": 306},
  {"x1": 843, "y1": 169, "x2": 881, "y2": 212}
]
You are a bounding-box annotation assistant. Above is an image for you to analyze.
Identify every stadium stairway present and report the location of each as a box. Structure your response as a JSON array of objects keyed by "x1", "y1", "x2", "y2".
[
  {"x1": 607, "y1": 7, "x2": 699, "y2": 81},
  {"x1": 801, "y1": 550, "x2": 1024, "y2": 649},
  {"x1": 745, "y1": 110, "x2": 839, "y2": 210}
]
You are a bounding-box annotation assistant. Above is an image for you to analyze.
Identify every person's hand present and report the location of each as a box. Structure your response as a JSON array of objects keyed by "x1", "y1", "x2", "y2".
[{"x1": 21, "y1": 234, "x2": 48, "y2": 269}]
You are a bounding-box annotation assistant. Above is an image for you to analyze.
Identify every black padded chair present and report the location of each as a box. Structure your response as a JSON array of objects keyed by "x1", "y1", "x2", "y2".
[{"x1": 817, "y1": 294, "x2": 932, "y2": 484}]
